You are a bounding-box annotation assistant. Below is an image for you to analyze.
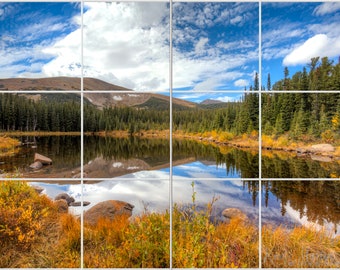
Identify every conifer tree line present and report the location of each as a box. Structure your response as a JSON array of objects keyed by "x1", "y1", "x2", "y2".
[
  {"x1": 0, "y1": 94, "x2": 80, "y2": 132},
  {"x1": 1, "y1": 56, "x2": 339, "y2": 140},
  {"x1": 83, "y1": 75, "x2": 259, "y2": 136},
  {"x1": 262, "y1": 57, "x2": 340, "y2": 140}
]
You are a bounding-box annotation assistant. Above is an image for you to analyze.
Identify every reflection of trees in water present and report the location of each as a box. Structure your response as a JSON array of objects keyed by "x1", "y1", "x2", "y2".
[
  {"x1": 262, "y1": 154, "x2": 340, "y2": 178},
  {"x1": 3, "y1": 136, "x2": 81, "y2": 171},
  {"x1": 84, "y1": 137, "x2": 259, "y2": 177},
  {"x1": 263, "y1": 181, "x2": 340, "y2": 232},
  {"x1": 243, "y1": 181, "x2": 259, "y2": 207}
]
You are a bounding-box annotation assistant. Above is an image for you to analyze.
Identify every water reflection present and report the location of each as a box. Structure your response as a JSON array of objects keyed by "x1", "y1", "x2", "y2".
[
  {"x1": 29, "y1": 180, "x2": 258, "y2": 222},
  {"x1": 84, "y1": 136, "x2": 259, "y2": 178},
  {"x1": 262, "y1": 181, "x2": 340, "y2": 236},
  {"x1": 262, "y1": 151, "x2": 340, "y2": 178},
  {"x1": 0, "y1": 136, "x2": 80, "y2": 177}
]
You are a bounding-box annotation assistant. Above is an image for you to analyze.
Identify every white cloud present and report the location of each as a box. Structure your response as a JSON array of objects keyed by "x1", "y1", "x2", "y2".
[
  {"x1": 283, "y1": 34, "x2": 340, "y2": 66},
  {"x1": 234, "y1": 79, "x2": 249, "y2": 87},
  {"x1": 42, "y1": 28, "x2": 81, "y2": 77},
  {"x1": 215, "y1": 96, "x2": 236, "y2": 103},
  {"x1": 194, "y1": 37, "x2": 209, "y2": 55},
  {"x1": 230, "y1": 15, "x2": 243, "y2": 25},
  {"x1": 313, "y1": 2, "x2": 340, "y2": 16},
  {"x1": 79, "y1": 2, "x2": 170, "y2": 91},
  {"x1": 0, "y1": 9, "x2": 4, "y2": 16}
]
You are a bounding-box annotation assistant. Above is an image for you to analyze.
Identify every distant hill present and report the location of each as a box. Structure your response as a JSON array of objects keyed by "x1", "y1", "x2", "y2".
[
  {"x1": 200, "y1": 99, "x2": 223, "y2": 105},
  {"x1": 0, "y1": 77, "x2": 196, "y2": 110},
  {"x1": 0, "y1": 77, "x2": 130, "y2": 91}
]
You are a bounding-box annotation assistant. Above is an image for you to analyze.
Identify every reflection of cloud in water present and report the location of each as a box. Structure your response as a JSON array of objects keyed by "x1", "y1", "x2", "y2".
[
  {"x1": 119, "y1": 161, "x2": 240, "y2": 179},
  {"x1": 30, "y1": 176, "x2": 257, "y2": 222},
  {"x1": 172, "y1": 161, "x2": 240, "y2": 178}
]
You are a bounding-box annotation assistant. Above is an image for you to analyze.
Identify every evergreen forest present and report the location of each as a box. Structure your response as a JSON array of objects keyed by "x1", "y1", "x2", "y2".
[{"x1": 0, "y1": 56, "x2": 339, "y2": 143}]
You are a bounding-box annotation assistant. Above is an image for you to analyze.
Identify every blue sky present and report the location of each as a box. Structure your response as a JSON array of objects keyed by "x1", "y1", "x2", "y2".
[
  {"x1": 0, "y1": 2, "x2": 339, "y2": 97},
  {"x1": 262, "y1": 2, "x2": 340, "y2": 89},
  {"x1": 0, "y1": 2, "x2": 80, "y2": 78}
]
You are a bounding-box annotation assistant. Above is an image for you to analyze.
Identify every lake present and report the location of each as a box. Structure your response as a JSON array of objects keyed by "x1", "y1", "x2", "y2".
[{"x1": 1, "y1": 136, "x2": 340, "y2": 178}]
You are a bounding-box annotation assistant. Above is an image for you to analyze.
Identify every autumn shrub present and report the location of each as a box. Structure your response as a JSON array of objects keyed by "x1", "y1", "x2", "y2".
[
  {"x1": 0, "y1": 181, "x2": 56, "y2": 250},
  {"x1": 0, "y1": 136, "x2": 21, "y2": 157},
  {"x1": 321, "y1": 129, "x2": 336, "y2": 143},
  {"x1": 219, "y1": 131, "x2": 235, "y2": 142},
  {"x1": 0, "y1": 181, "x2": 81, "y2": 268}
]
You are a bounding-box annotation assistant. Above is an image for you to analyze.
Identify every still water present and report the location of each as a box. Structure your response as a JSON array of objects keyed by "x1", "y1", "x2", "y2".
[
  {"x1": 29, "y1": 180, "x2": 259, "y2": 222},
  {"x1": 1, "y1": 136, "x2": 340, "y2": 178}
]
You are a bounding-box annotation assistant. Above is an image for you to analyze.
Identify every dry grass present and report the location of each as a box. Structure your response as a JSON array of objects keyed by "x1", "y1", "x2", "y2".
[{"x1": 262, "y1": 225, "x2": 340, "y2": 268}]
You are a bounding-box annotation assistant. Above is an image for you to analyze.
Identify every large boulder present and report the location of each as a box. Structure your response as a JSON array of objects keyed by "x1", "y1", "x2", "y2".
[
  {"x1": 222, "y1": 208, "x2": 247, "y2": 223},
  {"x1": 310, "y1": 144, "x2": 335, "y2": 153},
  {"x1": 55, "y1": 193, "x2": 75, "y2": 205},
  {"x1": 84, "y1": 200, "x2": 134, "y2": 225},
  {"x1": 34, "y1": 153, "x2": 52, "y2": 165}
]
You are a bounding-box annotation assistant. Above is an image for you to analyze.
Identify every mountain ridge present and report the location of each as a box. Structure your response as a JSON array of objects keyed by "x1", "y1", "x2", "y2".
[{"x1": 0, "y1": 77, "x2": 196, "y2": 109}]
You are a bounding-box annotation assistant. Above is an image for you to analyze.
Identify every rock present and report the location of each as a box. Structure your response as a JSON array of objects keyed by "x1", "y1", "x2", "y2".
[
  {"x1": 34, "y1": 153, "x2": 52, "y2": 165},
  {"x1": 55, "y1": 199, "x2": 68, "y2": 213},
  {"x1": 222, "y1": 208, "x2": 247, "y2": 223},
  {"x1": 310, "y1": 144, "x2": 335, "y2": 153},
  {"x1": 84, "y1": 200, "x2": 134, "y2": 225},
  {"x1": 70, "y1": 201, "x2": 91, "y2": 207},
  {"x1": 55, "y1": 193, "x2": 75, "y2": 205},
  {"x1": 311, "y1": 155, "x2": 333, "y2": 162},
  {"x1": 296, "y1": 148, "x2": 309, "y2": 154},
  {"x1": 29, "y1": 161, "x2": 43, "y2": 170},
  {"x1": 31, "y1": 185, "x2": 44, "y2": 194}
]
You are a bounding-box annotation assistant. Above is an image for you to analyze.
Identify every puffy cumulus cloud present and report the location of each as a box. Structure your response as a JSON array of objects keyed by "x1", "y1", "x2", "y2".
[
  {"x1": 215, "y1": 96, "x2": 236, "y2": 102},
  {"x1": 80, "y1": 2, "x2": 170, "y2": 91},
  {"x1": 234, "y1": 79, "x2": 249, "y2": 87},
  {"x1": 313, "y1": 2, "x2": 340, "y2": 16},
  {"x1": 41, "y1": 29, "x2": 82, "y2": 77},
  {"x1": 283, "y1": 34, "x2": 340, "y2": 66}
]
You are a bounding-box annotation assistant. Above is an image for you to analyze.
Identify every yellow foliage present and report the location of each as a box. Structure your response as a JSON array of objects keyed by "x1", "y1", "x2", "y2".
[
  {"x1": 332, "y1": 114, "x2": 340, "y2": 130},
  {"x1": 0, "y1": 136, "x2": 21, "y2": 157},
  {"x1": 218, "y1": 131, "x2": 235, "y2": 142}
]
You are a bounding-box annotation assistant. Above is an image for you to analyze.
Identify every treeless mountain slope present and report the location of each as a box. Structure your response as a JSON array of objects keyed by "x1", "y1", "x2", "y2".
[
  {"x1": 83, "y1": 78, "x2": 131, "y2": 90},
  {"x1": 0, "y1": 77, "x2": 131, "y2": 90},
  {"x1": 0, "y1": 77, "x2": 81, "y2": 90},
  {"x1": 0, "y1": 77, "x2": 197, "y2": 109}
]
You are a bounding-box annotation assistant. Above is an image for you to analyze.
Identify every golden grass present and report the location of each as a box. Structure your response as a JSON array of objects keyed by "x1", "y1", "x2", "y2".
[
  {"x1": 3, "y1": 181, "x2": 339, "y2": 268},
  {"x1": 0, "y1": 136, "x2": 21, "y2": 157},
  {"x1": 262, "y1": 225, "x2": 340, "y2": 268}
]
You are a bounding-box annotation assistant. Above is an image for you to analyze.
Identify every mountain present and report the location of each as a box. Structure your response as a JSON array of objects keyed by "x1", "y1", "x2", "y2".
[
  {"x1": 0, "y1": 77, "x2": 130, "y2": 91},
  {"x1": 200, "y1": 99, "x2": 223, "y2": 105},
  {"x1": 0, "y1": 77, "x2": 196, "y2": 109}
]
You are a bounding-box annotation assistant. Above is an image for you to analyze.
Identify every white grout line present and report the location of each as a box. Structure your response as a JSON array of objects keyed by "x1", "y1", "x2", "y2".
[
  {"x1": 259, "y1": 1, "x2": 262, "y2": 268},
  {"x1": 169, "y1": 1, "x2": 174, "y2": 268},
  {"x1": 80, "y1": 0, "x2": 84, "y2": 268}
]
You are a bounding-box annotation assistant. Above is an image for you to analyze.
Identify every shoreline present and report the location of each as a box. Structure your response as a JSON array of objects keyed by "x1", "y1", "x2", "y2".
[{"x1": 2, "y1": 130, "x2": 340, "y2": 161}]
